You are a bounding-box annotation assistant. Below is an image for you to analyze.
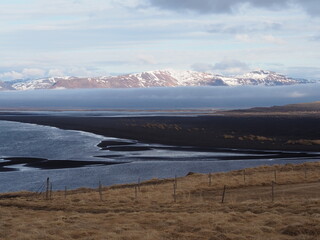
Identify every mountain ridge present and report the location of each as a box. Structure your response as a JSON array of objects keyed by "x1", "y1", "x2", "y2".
[{"x1": 0, "y1": 69, "x2": 313, "y2": 91}]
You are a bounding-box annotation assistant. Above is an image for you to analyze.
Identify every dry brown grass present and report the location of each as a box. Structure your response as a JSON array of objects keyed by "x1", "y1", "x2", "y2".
[
  {"x1": 287, "y1": 139, "x2": 320, "y2": 145},
  {"x1": 1, "y1": 162, "x2": 320, "y2": 240}
]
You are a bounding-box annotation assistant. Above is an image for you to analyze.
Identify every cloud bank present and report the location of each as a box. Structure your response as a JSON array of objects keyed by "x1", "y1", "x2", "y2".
[
  {"x1": 192, "y1": 60, "x2": 249, "y2": 75},
  {"x1": 0, "y1": 84, "x2": 319, "y2": 109},
  {"x1": 147, "y1": 0, "x2": 320, "y2": 15}
]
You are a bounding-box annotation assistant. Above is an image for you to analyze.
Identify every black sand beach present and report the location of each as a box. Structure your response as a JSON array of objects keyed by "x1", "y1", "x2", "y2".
[{"x1": 0, "y1": 111, "x2": 319, "y2": 152}]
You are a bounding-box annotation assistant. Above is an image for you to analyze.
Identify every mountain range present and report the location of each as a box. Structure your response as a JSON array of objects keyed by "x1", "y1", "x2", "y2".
[{"x1": 0, "y1": 69, "x2": 312, "y2": 91}]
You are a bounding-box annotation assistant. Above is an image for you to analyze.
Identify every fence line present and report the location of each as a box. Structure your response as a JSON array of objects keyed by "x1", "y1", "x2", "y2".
[{"x1": 20, "y1": 165, "x2": 319, "y2": 205}]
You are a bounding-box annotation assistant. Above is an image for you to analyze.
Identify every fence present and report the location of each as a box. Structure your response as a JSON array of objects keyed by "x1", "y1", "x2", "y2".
[{"x1": 18, "y1": 163, "x2": 319, "y2": 205}]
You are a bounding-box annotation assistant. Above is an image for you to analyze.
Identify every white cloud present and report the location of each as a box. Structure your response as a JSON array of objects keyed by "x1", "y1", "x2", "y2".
[
  {"x1": 235, "y1": 34, "x2": 286, "y2": 44},
  {"x1": 192, "y1": 59, "x2": 250, "y2": 75},
  {"x1": 0, "y1": 71, "x2": 24, "y2": 80},
  {"x1": 288, "y1": 91, "x2": 307, "y2": 98},
  {"x1": 48, "y1": 69, "x2": 65, "y2": 77},
  {"x1": 262, "y1": 35, "x2": 286, "y2": 44},
  {"x1": 0, "y1": 68, "x2": 45, "y2": 80},
  {"x1": 235, "y1": 34, "x2": 252, "y2": 42},
  {"x1": 34, "y1": 0, "x2": 114, "y2": 16},
  {"x1": 212, "y1": 59, "x2": 250, "y2": 75},
  {"x1": 137, "y1": 54, "x2": 157, "y2": 65},
  {"x1": 0, "y1": 67, "x2": 108, "y2": 80},
  {"x1": 67, "y1": 67, "x2": 98, "y2": 77},
  {"x1": 22, "y1": 68, "x2": 46, "y2": 78},
  {"x1": 190, "y1": 63, "x2": 213, "y2": 72}
]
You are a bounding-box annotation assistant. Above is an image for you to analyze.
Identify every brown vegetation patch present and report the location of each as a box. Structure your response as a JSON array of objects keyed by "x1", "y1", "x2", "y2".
[
  {"x1": 287, "y1": 139, "x2": 320, "y2": 145},
  {"x1": 235, "y1": 135, "x2": 274, "y2": 141},
  {"x1": 281, "y1": 223, "x2": 320, "y2": 236},
  {"x1": 1, "y1": 162, "x2": 320, "y2": 239},
  {"x1": 223, "y1": 134, "x2": 235, "y2": 139}
]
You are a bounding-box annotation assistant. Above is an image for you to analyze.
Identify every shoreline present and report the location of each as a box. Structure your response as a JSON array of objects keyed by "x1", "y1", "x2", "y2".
[{"x1": 2, "y1": 160, "x2": 320, "y2": 195}]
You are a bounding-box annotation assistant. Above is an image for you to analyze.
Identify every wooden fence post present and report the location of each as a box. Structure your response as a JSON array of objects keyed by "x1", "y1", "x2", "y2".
[
  {"x1": 175, "y1": 175, "x2": 177, "y2": 189},
  {"x1": 271, "y1": 181, "x2": 275, "y2": 202},
  {"x1": 46, "y1": 177, "x2": 50, "y2": 200},
  {"x1": 99, "y1": 181, "x2": 103, "y2": 201},
  {"x1": 243, "y1": 170, "x2": 246, "y2": 184},
  {"x1": 221, "y1": 185, "x2": 226, "y2": 203},
  {"x1": 64, "y1": 186, "x2": 67, "y2": 199},
  {"x1": 304, "y1": 166, "x2": 307, "y2": 179},
  {"x1": 208, "y1": 173, "x2": 212, "y2": 186},
  {"x1": 135, "y1": 185, "x2": 138, "y2": 200},
  {"x1": 274, "y1": 170, "x2": 277, "y2": 182},
  {"x1": 138, "y1": 178, "x2": 141, "y2": 192},
  {"x1": 49, "y1": 183, "x2": 53, "y2": 200},
  {"x1": 173, "y1": 183, "x2": 177, "y2": 203}
]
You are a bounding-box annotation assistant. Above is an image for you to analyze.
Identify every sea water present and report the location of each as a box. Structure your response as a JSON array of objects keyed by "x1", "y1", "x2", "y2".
[
  {"x1": 0, "y1": 120, "x2": 319, "y2": 193},
  {"x1": 0, "y1": 120, "x2": 104, "y2": 160}
]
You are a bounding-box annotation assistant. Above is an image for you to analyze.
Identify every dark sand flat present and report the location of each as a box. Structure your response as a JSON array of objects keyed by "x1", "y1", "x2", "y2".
[
  {"x1": 97, "y1": 140, "x2": 136, "y2": 148},
  {"x1": 0, "y1": 112, "x2": 320, "y2": 151},
  {"x1": 0, "y1": 157, "x2": 126, "y2": 171}
]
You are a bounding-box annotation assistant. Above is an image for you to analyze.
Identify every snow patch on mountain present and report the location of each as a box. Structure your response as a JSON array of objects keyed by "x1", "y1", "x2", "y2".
[
  {"x1": 12, "y1": 77, "x2": 57, "y2": 90},
  {"x1": 238, "y1": 70, "x2": 273, "y2": 80}
]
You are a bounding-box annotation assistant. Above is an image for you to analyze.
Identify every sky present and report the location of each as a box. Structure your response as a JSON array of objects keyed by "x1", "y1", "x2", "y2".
[{"x1": 0, "y1": 0, "x2": 320, "y2": 80}]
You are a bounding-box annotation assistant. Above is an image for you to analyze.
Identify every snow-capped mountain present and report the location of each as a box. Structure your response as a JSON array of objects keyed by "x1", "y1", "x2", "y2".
[
  {"x1": 232, "y1": 70, "x2": 310, "y2": 86},
  {"x1": 1, "y1": 69, "x2": 312, "y2": 91}
]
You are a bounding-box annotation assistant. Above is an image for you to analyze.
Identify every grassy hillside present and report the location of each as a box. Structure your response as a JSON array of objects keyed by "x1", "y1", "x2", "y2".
[{"x1": 1, "y1": 162, "x2": 320, "y2": 239}]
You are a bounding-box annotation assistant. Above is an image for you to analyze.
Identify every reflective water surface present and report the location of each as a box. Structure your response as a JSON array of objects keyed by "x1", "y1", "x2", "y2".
[{"x1": 0, "y1": 120, "x2": 319, "y2": 193}]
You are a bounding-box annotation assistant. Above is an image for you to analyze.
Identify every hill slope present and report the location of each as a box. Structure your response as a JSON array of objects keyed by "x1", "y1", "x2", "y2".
[{"x1": 1, "y1": 162, "x2": 320, "y2": 240}]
